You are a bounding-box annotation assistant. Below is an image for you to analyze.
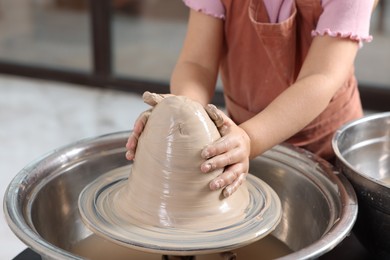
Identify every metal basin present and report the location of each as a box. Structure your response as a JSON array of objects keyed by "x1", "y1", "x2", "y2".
[
  {"x1": 333, "y1": 112, "x2": 390, "y2": 258},
  {"x1": 4, "y1": 131, "x2": 357, "y2": 259}
]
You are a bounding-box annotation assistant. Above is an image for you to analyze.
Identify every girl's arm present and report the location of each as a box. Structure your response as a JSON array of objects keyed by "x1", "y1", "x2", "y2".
[
  {"x1": 241, "y1": 35, "x2": 359, "y2": 158},
  {"x1": 170, "y1": 9, "x2": 224, "y2": 105},
  {"x1": 201, "y1": 0, "x2": 377, "y2": 196},
  {"x1": 201, "y1": 35, "x2": 359, "y2": 197},
  {"x1": 126, "y1": 10, "x2": 222, "y2": 161}
]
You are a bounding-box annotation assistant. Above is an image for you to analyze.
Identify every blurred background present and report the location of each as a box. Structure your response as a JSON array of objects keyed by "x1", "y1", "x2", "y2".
[
  {"x1": 0, "y1": 0, "x2": 389, "y2": 106},
  {"x1": 0, "y1": 0, "x2": 389, "y2": 259}
]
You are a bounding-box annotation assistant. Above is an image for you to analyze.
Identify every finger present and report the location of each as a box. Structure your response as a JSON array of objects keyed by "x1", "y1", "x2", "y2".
[
  {"x1": 133, "y1": 109, "x2": 151, "y2": 133},
  {"x1": 209, "y1": 164, "x2": 246, "y2": 190},
  {"x1": 125, "y1": 110, "x2": 151, "y2": 160},
  {"x1": 201, "y1": 135, "x2": 233, "y2": 159},
  {"x1": 223, "y1": 172, "x2": 247, "y2": 197},
  {"x1": 201, "y1": 146, "x2": 244, "y2": 173},
  {"x1": 125, "y1": 149, "x2": 135, "y2": 160},
  {"x1": 126, "y1": 110, "x2": 150, "y2": 148},
  {"x1": 204, "y1": 105, "x2": 236, "y2": 137},
  {"x1": 204, "y1": 104, "x2": 224, "y2": 128},
  {"x1": 126, "y1": 131, "x2": 140, "y2": 160},
  {"x1": 142, "y1": 91, "x2": 172, "y2": 106},
  {"x1": 211, "y1": 106, "x2": 235, "y2": 129}
]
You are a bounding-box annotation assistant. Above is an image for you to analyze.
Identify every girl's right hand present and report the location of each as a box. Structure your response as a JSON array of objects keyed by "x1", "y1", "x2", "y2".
[
  {"x1": 125, "y1": 92, "x2": 172, "y2": 160},
  {"x1": 125, "y1": 108, "x2": 151, "y2": 160}
]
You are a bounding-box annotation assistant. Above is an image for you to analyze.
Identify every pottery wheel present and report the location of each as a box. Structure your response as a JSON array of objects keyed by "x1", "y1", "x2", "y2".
[
  {"x1": 79, "y1": 95, "x2": 282, "y2": 255},
  {"x1": 79, "y1": 165, "x2": 282, "y2": 255}
]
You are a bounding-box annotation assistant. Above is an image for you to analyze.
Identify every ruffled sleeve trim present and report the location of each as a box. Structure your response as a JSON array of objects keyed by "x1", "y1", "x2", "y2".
[
  {"x1": 312, "y1": 29, "x2": 373, "y2": 47},
  {"x1": 182, "y1": 0, "x2": 225, "y2": 20}
]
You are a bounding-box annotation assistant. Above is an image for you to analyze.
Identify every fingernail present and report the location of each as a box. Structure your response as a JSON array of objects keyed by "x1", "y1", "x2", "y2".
[
  {"x1": 223, "y1": 187, "x2": 232, "y2": 198},
  {"x1": 210, "y1": 179, "x2": 224, "y2": 190},
  {"x1": 126, "y1": 151, "x2": 134, "y2": 160},
  {"x1": 201, "y1": 149, "x2": 209, "y2": 159},
  {"x1": 201, "y1": 163, "x2": 211, "y2": 172},
  {"x1": 220, "y1": 125, "x2": 228, "y2": 134}
]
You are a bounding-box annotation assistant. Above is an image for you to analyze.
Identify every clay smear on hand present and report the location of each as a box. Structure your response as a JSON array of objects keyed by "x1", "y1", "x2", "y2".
[{"x1": 115, "y1": 96, "x2": 250, "y2": 230}]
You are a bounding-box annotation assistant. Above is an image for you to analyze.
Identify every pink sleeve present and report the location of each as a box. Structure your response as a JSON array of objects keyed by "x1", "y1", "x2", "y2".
[
  {"x1": 313, "y1": 0, "x2": 374, "y2": 44},
  {"x1": 182, "y1": 0, "x2": 225, "y2": 19}
]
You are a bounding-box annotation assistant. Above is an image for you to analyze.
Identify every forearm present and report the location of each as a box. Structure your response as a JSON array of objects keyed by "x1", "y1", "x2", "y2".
[
  {"x1": 170, "y1": 61, "x2": 217, "y2": 106},
  {"x1": 240, "y1": 35, "x2": 359, "y2": 158},
  {"x1": 169, "y1": 9, "x2": 223, "y2": 106},
  {"x1": 240, "y1": 74, "x2": 340, "y2": 158}
]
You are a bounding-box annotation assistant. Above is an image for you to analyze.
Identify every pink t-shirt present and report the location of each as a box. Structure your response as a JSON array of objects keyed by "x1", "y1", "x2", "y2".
[{"x1": 182, "y1": 0, "x2": 374, "y2": 43}]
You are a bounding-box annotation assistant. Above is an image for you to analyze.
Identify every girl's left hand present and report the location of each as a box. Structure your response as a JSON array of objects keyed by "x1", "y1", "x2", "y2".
[{"x1": 202, "y1": 105, "x2": 251, "y2": 197}]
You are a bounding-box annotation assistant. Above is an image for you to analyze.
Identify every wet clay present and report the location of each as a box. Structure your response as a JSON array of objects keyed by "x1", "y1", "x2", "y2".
[
  {"x1": 80, "y1": 165, "x2": 282, "y2": 254},
  {"x1": 78, "y1": 95, "x2": 282, "y2": 254},
  {"x1": 115, "y1": 96, "x2": 249, "y2": 230}
]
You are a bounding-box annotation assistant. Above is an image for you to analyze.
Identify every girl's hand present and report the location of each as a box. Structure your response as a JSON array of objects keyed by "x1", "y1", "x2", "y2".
[
  {"x1": 202, "y1": 105, "x2": 251, "y2": 197},
  {"x1": 125, "y1": 108, "x2": 151, "y2": 160},
  {"x1": 125, "y1": 92, "x2": 172, "y2": 160}
]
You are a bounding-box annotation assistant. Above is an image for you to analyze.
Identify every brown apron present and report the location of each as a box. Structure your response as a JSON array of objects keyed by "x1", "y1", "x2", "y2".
[{"x1": 220, "y1": 0, "x2": 363, "y2": 160}]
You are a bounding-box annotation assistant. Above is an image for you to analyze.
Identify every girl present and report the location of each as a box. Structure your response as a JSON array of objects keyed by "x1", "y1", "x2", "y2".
[{"x1": 126, "y1": 0, "x2": 377, "y2": 197}]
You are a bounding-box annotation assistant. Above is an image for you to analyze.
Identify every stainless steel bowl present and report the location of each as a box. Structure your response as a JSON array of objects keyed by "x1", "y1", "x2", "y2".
[
  {"x1": 4, "y1": 131, "x2": 357, "y2": 259},
  {"x1": 333, "y1": 111, "x2": 390, "y2": 258}
]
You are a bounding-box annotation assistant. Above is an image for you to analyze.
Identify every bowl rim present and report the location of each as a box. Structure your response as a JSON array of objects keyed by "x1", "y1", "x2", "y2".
[
  {"x1": 3, "y1": 131, "x2": 358, "y2": 260},
  {"x1": 332, "y1": 111, "x2": 390, "y2": 189},
  {"x1": 269, "y1": 144, "x2": 358, "y2": 260}
]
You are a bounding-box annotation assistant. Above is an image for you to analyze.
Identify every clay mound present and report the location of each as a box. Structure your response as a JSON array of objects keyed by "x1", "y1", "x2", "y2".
[{"x1": 116, "y1": 96, "x2": 250, "y2": 230}]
